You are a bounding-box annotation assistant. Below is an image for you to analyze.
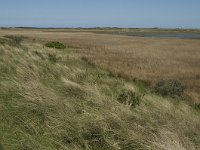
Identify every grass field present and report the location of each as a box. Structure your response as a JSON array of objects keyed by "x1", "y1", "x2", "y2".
[
  {"x1": 0, "y1": 33, "x2": 200, "y2": 150},
  {"x1": 1, "y1": 28, "x2": 199, "y2": 103}
]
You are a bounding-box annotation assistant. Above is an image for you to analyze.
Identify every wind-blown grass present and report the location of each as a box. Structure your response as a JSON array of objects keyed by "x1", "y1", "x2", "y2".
[
  {"x1": 0, "y1": 30, "x2": 200, "y2": 103},
  {"x1": 0, "y1": 40, "x2": 199, "y2": 150}
]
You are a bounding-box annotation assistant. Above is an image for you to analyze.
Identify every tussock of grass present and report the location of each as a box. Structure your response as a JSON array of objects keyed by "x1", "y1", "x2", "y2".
[
  {"x1": 3, "y1": 35, "x2": 27, "y2": 46},
  {"x1": 45, "y1": 41, "x2": 66, "y2": 49},
  {"x1": 4, "y1": 35, "x2": 25, "y2": 43},
  {"x1": 0, "y1": 40, "x2": 200, "y2": 150},
  {"x1": 117, "y1": 90, "x2": 141, "y2": 108},
  {"x1": 193, "y1": 103, "x2": 200, "y2": 111}
]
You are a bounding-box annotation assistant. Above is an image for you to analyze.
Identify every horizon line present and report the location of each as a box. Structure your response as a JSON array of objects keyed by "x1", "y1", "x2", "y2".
[{"x1": 1, "y1": 26, "x2": 200, "y2": 30}]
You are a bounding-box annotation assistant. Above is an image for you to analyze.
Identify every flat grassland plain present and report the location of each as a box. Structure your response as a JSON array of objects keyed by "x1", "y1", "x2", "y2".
[{"x1": 1, "y1": 28, "x2": 199, "y2": 103}]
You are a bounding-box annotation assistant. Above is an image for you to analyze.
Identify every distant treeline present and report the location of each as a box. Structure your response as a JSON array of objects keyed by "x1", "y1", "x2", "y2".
[{"x1": 1, "y1": 27, "x2": 200, "y2": 32}]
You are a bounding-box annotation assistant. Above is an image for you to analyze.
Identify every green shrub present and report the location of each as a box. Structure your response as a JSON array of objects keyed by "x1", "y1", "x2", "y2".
[
  {"x1": 117, "y1": 90, "x2": 140, "y2": 108},
  {"x1": 153, "y1": 79, "x2": 185, "y2": 97},
  {"x1": 45, "y1": 41, "x2": 66, "y2": 49}
]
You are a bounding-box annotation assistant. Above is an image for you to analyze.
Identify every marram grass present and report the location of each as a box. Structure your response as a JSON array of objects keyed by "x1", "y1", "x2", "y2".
[{"x1": 0, "y1": 40, "x2": 199, "y2": 150}]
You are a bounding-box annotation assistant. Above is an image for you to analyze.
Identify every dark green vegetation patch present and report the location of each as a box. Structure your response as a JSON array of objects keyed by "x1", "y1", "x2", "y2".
[
  {"x1": 153, "y1": 79, "x2": 185, "y2": 97},
  {"x1": 193, "y1": 103, "x2": 200, "y2": 111},
  {"x1": 4, "y1": 35, "x2": 27, "y2": 45},
  {"x1": 45, "y1": 41, "x2": 66, "y2": 49},
  {"x1": 117, "y1": 90, "x2": 140, "y2": 107},
  {"x1": 48, "y1": 53, "x2": 61, "y2": 63},
  {"x1": 0, "y1": 35, "x2": 28, "y2": 48}
]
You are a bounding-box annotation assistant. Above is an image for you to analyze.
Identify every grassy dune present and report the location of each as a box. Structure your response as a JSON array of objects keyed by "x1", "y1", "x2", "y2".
[
  {"x1": 0, "y1": 29, "x2": 199, "y2": 103},
  {"x1": 0, "y1": 37, "x2": 200, "y2": 149}
]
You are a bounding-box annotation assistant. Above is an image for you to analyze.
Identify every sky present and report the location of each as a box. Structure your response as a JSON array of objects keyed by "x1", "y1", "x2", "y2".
[{"x1": 0, "y1": 0, "x2": 200, "y2": 28}]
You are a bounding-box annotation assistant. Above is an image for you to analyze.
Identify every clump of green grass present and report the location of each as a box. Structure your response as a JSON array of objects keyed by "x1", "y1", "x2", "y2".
[
  {"x1": 82, "y1": 124, "x2": 110, "y2": 149},
  {"x1": 0, "y1": 38, "x2": 12, "y2": 46},
  {"x1": 119, "y1": 139, "x2": 143, "y2": 150},
  {"x1": 193, "y1": 103, "x2": 200, "y2": 111},
  {"x1": 0, "y1": 143, "x2": 4, "y2": 150},
  {"x1": 153, "y1": 79, "x2": 185, "y2": 97},
  {"x1": 48, "y1": 53, "x2": 60, "y2": 63},
  {"x1": 45, "y1": 41, "x2": 66, "y2": 49},
  {"x1": 0, "y1": 38, "x2": 6, "y2": 45},
  {"x1": 117, "y1": 90, "x2": 140, "y2": 108},
  {"x1": 0, "y1": 35, "x2": 27, "y2": 50},
  {"x1": 4, "y1": 35, "x2": 26, "y2": 45},
  {"x1": 81, "y1": 56, "x2": 96, "y2": 67},
  {"x1": 33, "y1": 51, "x2": 44, "y2": 59}
]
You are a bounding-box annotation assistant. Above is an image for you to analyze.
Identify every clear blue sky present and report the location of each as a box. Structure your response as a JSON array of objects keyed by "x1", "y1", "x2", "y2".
[{"x1": 0, "y1": 0, "x2": 200, "y2": 28}]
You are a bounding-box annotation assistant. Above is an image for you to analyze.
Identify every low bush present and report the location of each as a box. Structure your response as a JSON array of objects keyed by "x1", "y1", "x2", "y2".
[
  {"x1": 153, "y1": 79, "x2": 185, "y2": 97},
  {"x1": 117, "y1": 90, "x2": 140, "y2": 108},
  {"x1": 45, "y1": 41, "x2": 66, "y2": 49}
]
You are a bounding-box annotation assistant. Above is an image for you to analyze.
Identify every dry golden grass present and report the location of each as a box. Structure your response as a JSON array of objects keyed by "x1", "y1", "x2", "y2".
[
  {"x1": 0, "y1": 29, "x2": 200, "y2": 103},
  {"x1": 0, "y1": 32, "x2": 200, "y2": 149}
]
